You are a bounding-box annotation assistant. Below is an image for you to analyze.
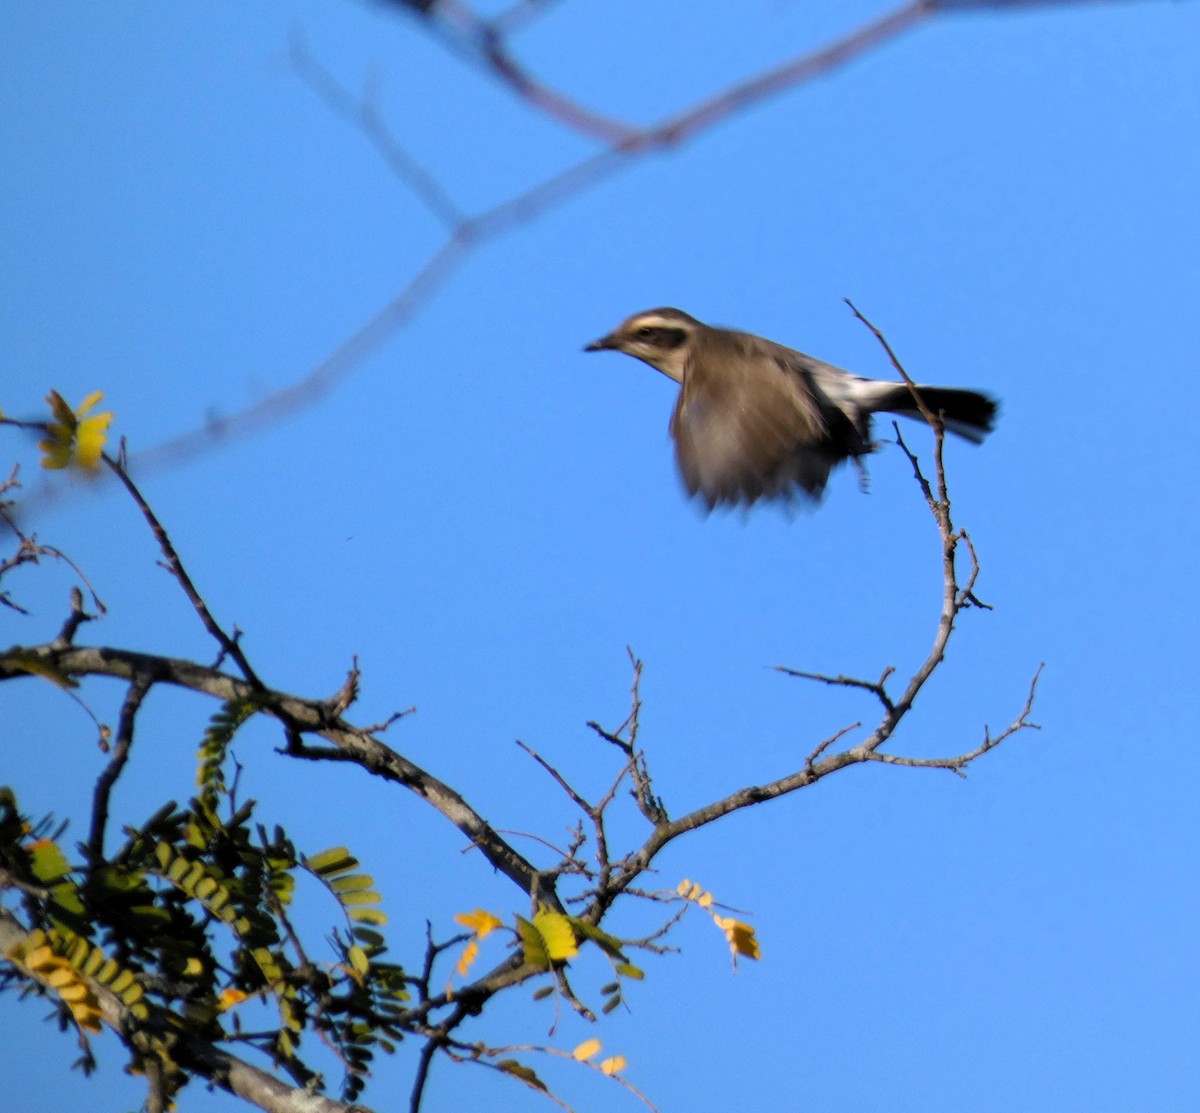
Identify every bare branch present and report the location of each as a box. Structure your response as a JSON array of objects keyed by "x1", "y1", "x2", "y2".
[
  {"x1": 409, "y1": 1035, "x2": 440, "y2": 1113},
  {"x1": 290, "y1": 33, "x2": 467, "y2": 229},
  {"x1": 488, "y1": 0, "x2": 565, "y2": 36},
  {"x1": 866, "y1": 663, "x2": 1043, "y2": 774},
  {"x1": 87, "y1": 673, "x2": 154, "y2": 859},
  {"x1": 16, "y1": 0, "x2": 1128, "y2": 508},
  {"x1": 804, "y1": 722, "x2": 862, "y2": 774},
  {"x1": 102, "y1": 451, "x2": 263, "y2": 689},
  {"x1": 776, "y1": 664, "x2": 896, "y2": 715},
  {"x1": 516, "y1": 739, "x2": 593, "y2": 814},
  {"x1": 54, "y1": 585, "x2": 96, "y2": 647},
  {"x1": 0, "y1": 641, "x2": 554, "y2": 908}
]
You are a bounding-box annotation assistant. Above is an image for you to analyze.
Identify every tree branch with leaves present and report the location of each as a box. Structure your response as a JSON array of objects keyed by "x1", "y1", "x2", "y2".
[{"x1": 1, "y1": 297, "x2": 1038, "y2": 1112}]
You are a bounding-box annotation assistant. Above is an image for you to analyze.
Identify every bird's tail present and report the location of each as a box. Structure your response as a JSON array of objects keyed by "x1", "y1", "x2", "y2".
[{"x1": 869, "y1": 384, "x2": 998, "y2": 443}]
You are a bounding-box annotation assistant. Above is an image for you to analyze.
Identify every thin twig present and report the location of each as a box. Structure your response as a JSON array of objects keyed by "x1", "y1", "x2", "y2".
[
  {"x1": 290, "y1": 34, "x2": 467, "y2": 229},
  {"x1": 776, "y1": 665, "x2": 896, "y2": 714},
  {"x1": 515, "y1": 739, "x2": 592, "y2": 814},
  {"x1": 864, "y1": 663, "x2": 1043, "y2": 776},
  {"x1": 87, "y1": 674, "x2": 154, "y2": 859},
  {"x1": 804, "y1": 722, "x2": 861, "y2": 775},
  {"x1": 102, "y1": 451, "x2": 263, "y2": 689}
]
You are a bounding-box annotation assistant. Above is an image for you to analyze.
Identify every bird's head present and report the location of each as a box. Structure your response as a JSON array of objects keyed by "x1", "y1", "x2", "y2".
[{"x1": 583, "y1": 307, "x2": 700, "y2": 383}]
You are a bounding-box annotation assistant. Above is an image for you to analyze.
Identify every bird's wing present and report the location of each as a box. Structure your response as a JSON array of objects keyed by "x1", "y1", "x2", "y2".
[{"x1": 669, "y1": 329, "x2": 848, "y2": 508}]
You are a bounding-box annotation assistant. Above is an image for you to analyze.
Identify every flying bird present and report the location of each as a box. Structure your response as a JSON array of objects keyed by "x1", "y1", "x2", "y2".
[{"x1": 584, "y1": 307, "x2": 997, "y2": 509}]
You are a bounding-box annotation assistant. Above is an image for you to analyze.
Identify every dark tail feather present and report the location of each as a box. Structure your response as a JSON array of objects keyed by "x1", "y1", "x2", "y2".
[{"x1": 893, "y1": 386, "x2": 998, "y2": 444}]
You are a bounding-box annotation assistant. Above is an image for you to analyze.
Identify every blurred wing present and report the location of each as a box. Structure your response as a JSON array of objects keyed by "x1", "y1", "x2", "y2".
[{"x1": 669, "y1": 331, "x2": 844, "y2": 508}]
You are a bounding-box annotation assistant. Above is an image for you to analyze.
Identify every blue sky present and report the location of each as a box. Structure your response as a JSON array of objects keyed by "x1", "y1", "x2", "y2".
[{"x1": 3, "y1": 2, "x2": 1199, "y2": 1111}]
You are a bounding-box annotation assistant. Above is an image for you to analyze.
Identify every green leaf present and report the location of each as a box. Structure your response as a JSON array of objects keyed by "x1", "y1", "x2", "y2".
[
  {"x1": 515, "y1": 917, "x2": 547, "y2": 968},
  {"x1": 29, "y1": 840, "x2": 73, "y2": 886},
  {"x1": 109, "y1": 969, "x2": 135, "y2": 994},
  {"x1": 347, "y1": 907, "x2": 387, "y2": 926},
  {"x1": 497, "y1": 1060, "x2": 547, "y2": 1092},
  {"x1": 329, "y1": 873, "x2": 375, "y2": 893},
  {"x1": 572, "y1": 919, "x2": 628, "y2": 961},
  {"x1": 305, "y1": 847, "x2": 356, "y2": 875}
]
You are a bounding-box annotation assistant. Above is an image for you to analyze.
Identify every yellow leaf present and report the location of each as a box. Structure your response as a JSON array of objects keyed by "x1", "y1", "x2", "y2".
[
  {"x1": 75, "y1": 410, "x2": 113, "y2": 469},
  {"x1": 77, "y1": 391, "x2": 106, "y2": 416},
  {"x1": 715, "y1": 916, "x2": 761, "y2": 961},
  {"x1": 599, "y1": 1056, "x2": 627, "y2": 1075},
  {"x1": 217, "y1": 988, "x2": 249, "y2": 1011},
  {"x1": 37, "y1": 390, "x2": 113, "y2": 471},
  {"x1": 45, "y1": 964, "x2": 77, "y2": 988},
  {"x1": 572, "y1": 1038, "x2": 602, "y2": 1061},
  {"x1": 455, "y1": 938, "x2": 479, "y2": 978},
  {"x1": 22, "y1": 944, "x2": 56, "y2": 972},
  {"x1": 56, "y1": 981, "x2": 91, "y2": 1002},
  {"x1": 533, "y1": 910, "x2": 578, "y2": 962},
  {"x1": 454, "y1": 909, "x2": 502, "y2": 938},
  {"x1": 678, "y1": 879, "x2": 717, "y2": 906},
  {"x1": 72, "y1": 1006, "x2": 104, "y2": 1034}
]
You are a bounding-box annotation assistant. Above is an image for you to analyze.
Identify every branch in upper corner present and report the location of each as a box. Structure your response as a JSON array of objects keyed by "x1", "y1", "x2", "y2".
[
  {"x1": 487, "y1": 0, "x2": 565, "y2": 36},
  {"x1": 21, "y1": 0, "x2": 1129, "y2": 508},
  {"x1": 290, "y1": 33, "x2": 466, "y2": 231}
]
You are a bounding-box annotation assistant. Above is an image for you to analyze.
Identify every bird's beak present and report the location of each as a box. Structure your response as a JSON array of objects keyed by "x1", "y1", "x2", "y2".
[{"x1": 584, "y1": 334, "x2": 616, "y2": 352}]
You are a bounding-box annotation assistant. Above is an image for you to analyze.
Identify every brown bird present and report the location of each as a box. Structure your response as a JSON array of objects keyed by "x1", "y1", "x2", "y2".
[{"x1": 584, "y1": 307, "x2": 997, "y2": 509}]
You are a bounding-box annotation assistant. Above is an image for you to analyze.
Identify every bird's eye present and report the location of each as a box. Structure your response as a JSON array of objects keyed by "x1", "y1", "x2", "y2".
[{"x1": 636, "y1": 327, "x2": 657, "y2": 340}]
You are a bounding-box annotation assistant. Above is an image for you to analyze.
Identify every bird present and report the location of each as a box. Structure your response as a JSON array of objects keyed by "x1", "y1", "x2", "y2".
[{"x1": 583, "y1": 307, "x2": 997, "y2": 509}]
